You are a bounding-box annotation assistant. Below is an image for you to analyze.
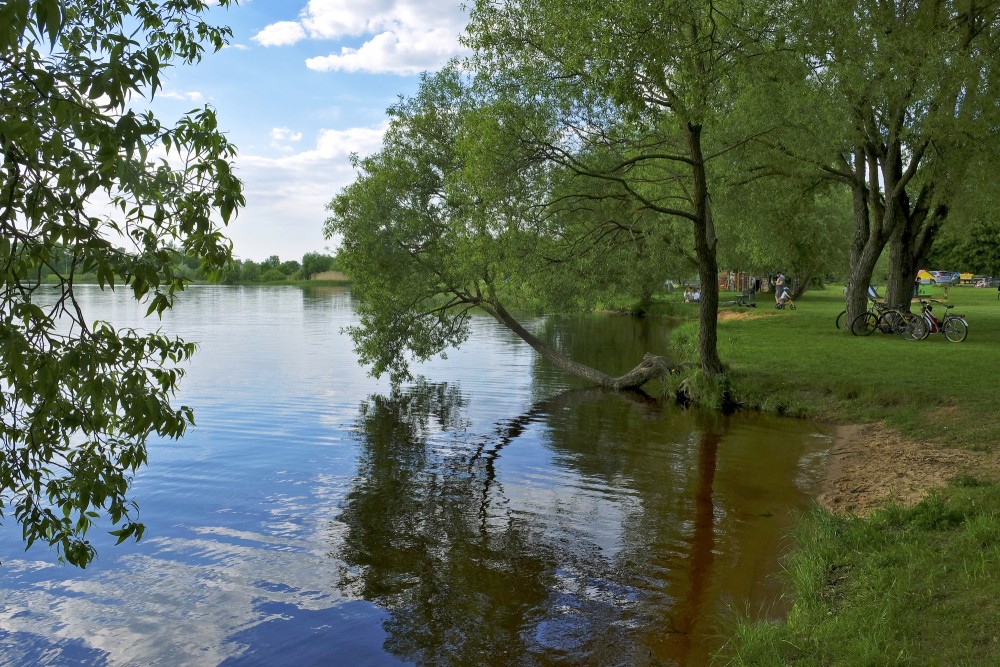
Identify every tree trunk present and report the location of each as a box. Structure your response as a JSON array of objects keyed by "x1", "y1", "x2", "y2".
[
  {"x1": 688, "y1": 123, "x2": 724, "y2": 377},
  {"x1": 884, "y1": 187, "x2": 948, "y2": 310},
  {"x1": 790, "y1": 270, "x2": 811, "y2": 300},
  {"x1": 844, "y1": 146, "x2": 894, "y2": 323},
  {"x1": 483, "y1": 301, "x2": 682, "y2": 390},
  {"x1": 886, "y1": 216, "x2": 921, "y2": 311}
]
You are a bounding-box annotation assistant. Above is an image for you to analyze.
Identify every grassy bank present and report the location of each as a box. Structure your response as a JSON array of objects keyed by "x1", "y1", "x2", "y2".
[
  {"x1": 652, "y1": 285, "x2": 1000, "y2": 665},
  {"x1": 663, "y1": 285, "x2": 1000, "y2": 448},
  {"x1": 720, "y1": 478, "x2": 1000, "y2": 665}
]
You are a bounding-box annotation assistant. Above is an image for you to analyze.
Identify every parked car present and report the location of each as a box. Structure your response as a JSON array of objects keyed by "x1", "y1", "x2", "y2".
[{"x1": 930, "y1": 270, "x2": 959, "y2": 285}]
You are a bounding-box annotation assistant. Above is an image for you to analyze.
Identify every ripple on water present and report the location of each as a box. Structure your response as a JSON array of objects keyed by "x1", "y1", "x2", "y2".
[{"x1": 0, "y1": 286, "x2": 830, "y2": 666}]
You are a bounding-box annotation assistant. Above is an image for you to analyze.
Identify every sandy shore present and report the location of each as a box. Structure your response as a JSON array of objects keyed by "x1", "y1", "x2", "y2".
[{"x1": 817, "y1": 422, "x2": 994, "y2": 516}]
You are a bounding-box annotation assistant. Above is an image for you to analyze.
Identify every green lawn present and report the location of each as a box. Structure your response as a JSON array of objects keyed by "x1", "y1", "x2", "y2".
[
  {"x1": 712, "y1": 284, "x2": 1000, "y2": 449},
  {"x1": 653, "y1": 284, "x2": 1000, "y2": 665}
]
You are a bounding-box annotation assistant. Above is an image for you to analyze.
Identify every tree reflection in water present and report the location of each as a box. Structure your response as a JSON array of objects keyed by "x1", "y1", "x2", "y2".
[{"x1": 337, "y1": 380, "x2": 784, "y2": 666}]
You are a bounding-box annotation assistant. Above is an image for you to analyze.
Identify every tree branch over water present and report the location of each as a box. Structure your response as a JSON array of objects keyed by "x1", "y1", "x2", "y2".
[{"x1": 326, "y1": 67, "x2": 684, "y2": 390}]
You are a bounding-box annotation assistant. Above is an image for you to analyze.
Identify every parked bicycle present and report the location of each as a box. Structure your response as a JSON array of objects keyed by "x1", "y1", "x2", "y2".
[
  {"x1": 909, "y1": 298, "x2": 969, "y2": 342},
  {"x1": 850, "y1": 298, "x2": 895, "y2": 335},
  {"x1": 838, "y1": 285, "x2": 882, "y2": 331},
  {"x1": 876, "y1": 305, "x2": 927, "y2": 340}
]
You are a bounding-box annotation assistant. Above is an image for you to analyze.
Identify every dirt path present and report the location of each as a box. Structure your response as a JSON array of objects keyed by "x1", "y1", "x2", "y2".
[{"x1": 818, "y1": 423, "x2": 1000, "y2": 516}]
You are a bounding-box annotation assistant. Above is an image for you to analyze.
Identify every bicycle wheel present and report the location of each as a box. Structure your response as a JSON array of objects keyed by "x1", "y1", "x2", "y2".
[
  {"x1": 943, "y1": 317, "x2": 968, "y2": 342},
  {"x1": 851, "y1": 312, "x2": 878, "y2": 336},
  {"x1": 903, "y1": 314, "x2": 929, "y2": 340},
  {"x1": 835, "y1": 310, "x2": 846, "y2": 329},
  {"x1": 877, "y1": 310, "x2": 904, "y2": 334}
]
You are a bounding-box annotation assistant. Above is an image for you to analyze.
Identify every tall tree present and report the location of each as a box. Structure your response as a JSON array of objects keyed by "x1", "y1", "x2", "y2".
[
  {"x1": 465, "y1": 0, "x2": 780, "y2": 376},
  {"x1": 757, "y1": 0, "x2": 1000, "y2": 320},
  {"x1": 327, "y1": 68, "x2": 680, "y2": 390},
  {"x1": 0, "y1": 1, "x2": 243, "y2": 566}
]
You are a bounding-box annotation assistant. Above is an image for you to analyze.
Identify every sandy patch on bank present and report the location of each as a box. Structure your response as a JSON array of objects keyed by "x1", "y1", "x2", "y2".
[
  {"x1": 818, "y1": 423, "x2": 999, "y2": 516},
  {"x1": 717, "y1": 309, "x2": 767, "y2": 322}
]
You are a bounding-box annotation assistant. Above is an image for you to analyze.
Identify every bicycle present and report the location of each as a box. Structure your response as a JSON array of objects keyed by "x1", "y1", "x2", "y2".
[
  {"x1": 875, "y1": 304, "x2": 928, "y2": 340},
  {"x1": 910, "y1": 298, "x2": 969, "y2": 342},
  {"x1": 775, "y1": 287, "x2": 796, "y2": 310},
  {"x1": 850, "y1": 299, "x2": 893, "y2": 335},
  {"x1": 837, "y1": 285, "x2": 881, "y2": 331}
]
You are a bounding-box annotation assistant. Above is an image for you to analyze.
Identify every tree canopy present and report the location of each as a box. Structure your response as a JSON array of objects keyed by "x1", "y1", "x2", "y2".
[
  {"x1": 329, "y1": 2, "x2": 798, "y2": 387},
  {"x1": 326, "y1": 65, "x2": 684, "y2": 389},
  {"x1": 331, "y1": 0, "x2": 1000, "y2": 387},
  {"x1": 746, "y1": 0, "x2": 1000, "y2": 318},
  {"x1": 1, "y1": 0, "x2": 243, "y2": 566}
]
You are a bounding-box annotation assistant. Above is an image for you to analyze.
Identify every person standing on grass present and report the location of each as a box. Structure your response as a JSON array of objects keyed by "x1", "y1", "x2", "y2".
[{"x1": 774, "y1": 272, "x2": 786, "y2": 305}]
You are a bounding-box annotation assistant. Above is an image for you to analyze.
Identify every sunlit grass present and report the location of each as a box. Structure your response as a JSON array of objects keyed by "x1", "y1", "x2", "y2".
[{"x1": 665, "y1": 283, "x2": 1000, "y2": 450}]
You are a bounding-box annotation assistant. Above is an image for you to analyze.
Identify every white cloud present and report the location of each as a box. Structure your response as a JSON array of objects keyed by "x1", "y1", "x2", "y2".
[
  {"x1": 299, "y1": 0, "x2": 462, "y2": 39},
  {"x1": 270, "y1": 127, "x2": 304, "y2": 151},
  {"x1": 305, "y1": 27, "x2": 463, "y2": 75},
  {"x1": 253, "y1": 20, "x2": 307, "y2": 46},
  {"x1": 255, "y1": 0, "x2": 470, "y2": 75},
  {"x1": 160, "y1": 90, "x2": 206, "y2": 102},
  {"x1": 228, "y1": 125, "x2": 387, "y2": 260}
]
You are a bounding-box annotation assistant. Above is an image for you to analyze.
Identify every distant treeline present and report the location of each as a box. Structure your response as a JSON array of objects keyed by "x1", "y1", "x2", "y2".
[
  {"x1": 39, "y1": 248, "x2": 342, "y2": 286},
  {"x1": 220, "y1": 252, "x2": 342, "y2": 284}
]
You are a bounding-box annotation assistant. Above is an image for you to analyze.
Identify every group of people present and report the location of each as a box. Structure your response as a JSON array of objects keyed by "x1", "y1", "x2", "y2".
[{"x1": 683, "y1": 272, "x2": 793, "y2": 308}]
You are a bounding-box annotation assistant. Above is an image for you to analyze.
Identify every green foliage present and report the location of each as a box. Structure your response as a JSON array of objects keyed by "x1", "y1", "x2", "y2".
[
  {"x1": 237, "y1": 260, "x2": 261, "y2": 283},
  {"x1": 716, "y1": 172, "x2": 853, "y2": 288},
  {"x1": 326, "y1": 67, "x2": 490, "y2": 385},
  {"x1": 260, "y1": 268, "x2": 285, "y2": 282},
  {"x1": 278, "y1": 259, "x2": 301, "y2": 276},
  {"x1": 0, "y1": 0, "x2": 243, "y2": 566},
  {"x1": 300, "y1": 251, "x2": 336, "y2": 279},
  {"x1": 926, "y1": 218, "x2": 1000, "y2": 275}
]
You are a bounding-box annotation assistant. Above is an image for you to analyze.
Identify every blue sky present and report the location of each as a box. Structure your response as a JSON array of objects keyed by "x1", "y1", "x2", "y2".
[{"x1": 149, "y1": 0, "x2": 471, "y2": 263}]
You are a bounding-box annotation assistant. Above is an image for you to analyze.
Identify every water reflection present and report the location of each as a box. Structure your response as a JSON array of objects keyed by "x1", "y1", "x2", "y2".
[
  {"x1": 339, "y1": 379, "x2": 547, "y2": 665},
  {"x1": 340, "y1": 382, "x2": 823, "y2": 665},
  {"x1": 673, "y1": 426, "x2": 719, "y2": 663},
  {"x1": 0, "y1": 287, "x2": 828, "y2": 666}
]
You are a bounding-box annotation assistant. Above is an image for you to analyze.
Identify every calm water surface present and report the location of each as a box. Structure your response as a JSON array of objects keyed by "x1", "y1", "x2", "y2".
[{"x1": 0, "y1": 285, "x2": 831, "y2": 666}]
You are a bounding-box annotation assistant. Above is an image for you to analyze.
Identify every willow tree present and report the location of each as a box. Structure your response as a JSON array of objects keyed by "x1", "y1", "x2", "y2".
[
  {"x1": 1, "y1": 1, "x2": 243, "y2": 566},
  {"x1": 464, "y1": 0, "x2": 784, "y2": 376},
  {"x1": 326, "y1": 68, "x2": 680, "y2": 390},
  {"x1": 749, "y1": 0, "x2": 1000, "y2": 321}
]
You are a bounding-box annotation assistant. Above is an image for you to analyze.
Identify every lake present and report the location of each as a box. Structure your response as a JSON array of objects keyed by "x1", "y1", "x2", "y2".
[{"x1": 0, "y1": 285, "x2": 830, "y2": 666}]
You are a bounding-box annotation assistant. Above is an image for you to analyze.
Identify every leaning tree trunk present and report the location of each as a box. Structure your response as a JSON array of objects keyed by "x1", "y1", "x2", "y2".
[
  {"x1": 790, "y1": 270, "x2": 812, "y2": 300},
  {"x1": 483, "y1": 301, "x2": 681, "y2": 390}
]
